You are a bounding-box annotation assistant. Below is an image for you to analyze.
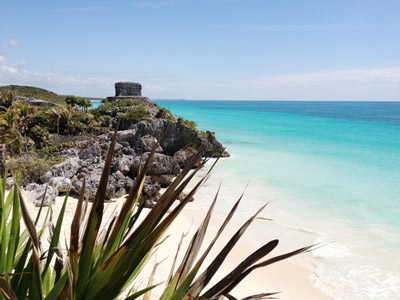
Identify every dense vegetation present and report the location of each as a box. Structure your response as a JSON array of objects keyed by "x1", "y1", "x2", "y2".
[
  {"x1": 0, "y1": 90, "x2": 105, "y2": 153},
  {"x1": 65, "y1": 95, "x2": 92, "y2": 110},
  {"x1": 0, "y1": 86, "x2": 194, "y2": 183}
]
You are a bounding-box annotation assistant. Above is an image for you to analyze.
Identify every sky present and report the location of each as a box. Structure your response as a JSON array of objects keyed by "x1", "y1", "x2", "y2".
[{"x1": 0, "y1": 0, "x2": 399, "y2": 101}]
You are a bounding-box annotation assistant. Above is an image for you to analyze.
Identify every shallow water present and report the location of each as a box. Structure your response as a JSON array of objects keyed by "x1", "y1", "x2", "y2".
[{"x1": 152, "y1": 100, "x2": 400, "y2": 300}]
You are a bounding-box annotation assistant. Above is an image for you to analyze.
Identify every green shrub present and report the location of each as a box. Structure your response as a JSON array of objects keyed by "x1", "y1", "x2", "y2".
[
  {"x1": 0, "y1": 90, "x2": 16, "y2": 108},
  {"x1": 178, "y1": 116, "x2": 197, "y2": 129},
  {"x1": 157, "y1": 106, "x2": 174, "y2": 120},
  {"x1": 5, "y1": 155, "x2": 52, "y2": 185},
  {"x1": 28, "y1": 125, "x2": 50, "y2": 147},
  {"x1": 36, "y1": 143, "x2": 73, "y2": 160},
  {"x1": 66, "y1": 96, "x2": 92, "y2": 110},
  {"x1": 95, "y1": 98, "x2": 152, "y2": 117},
  {"x1": 98, "y1": 115, "x2": 112, "y2": 127},
  {"x1": 121, "y1": 104, "x2": 151, "y2": 123}
]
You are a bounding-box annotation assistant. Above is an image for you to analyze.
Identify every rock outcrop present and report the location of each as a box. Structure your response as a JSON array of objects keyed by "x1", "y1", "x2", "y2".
[
  {"x1": 17, "y1": 96, "x2": 58, "y2": 106},
  {"x1": 48, "y1": 140, "x2": 180, "y2": 202},
  {"x1": 25, "y1": 183, "x2": 59, "y2": 206},
  {"x1": 173, "y1": 146, "x2": 198, "y2": 168},
  {"x1": 117, "y1": 119, "x2": 226, "y2": 157},
  {"x1": 22, "y1": 81, "x2": 229, "y2": 206}
]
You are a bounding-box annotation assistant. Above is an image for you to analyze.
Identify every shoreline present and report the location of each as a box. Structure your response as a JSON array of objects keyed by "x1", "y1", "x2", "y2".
[
  {"x1": 19, "y1": 189, "x2": 331, "y2": 299},
  {"x1": 176, "y1": 133, "x2": 400, "y2": 300},
  {"x1": 168, "y1": 203, "x2": 332, "y2": 299}
]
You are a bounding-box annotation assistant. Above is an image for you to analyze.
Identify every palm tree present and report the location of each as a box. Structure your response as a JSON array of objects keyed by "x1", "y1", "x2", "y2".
[
  {"x1": 80, "y1": 98, "x2": 92, "y2": 111},
  {"x1": 0, "y1": 109, "x2": 23, "y2": 155},
  {"x1": 50, "y1": 105, "x2": 69, "y2": 134},
  {"x1": 63, "y1": 104, "x2": 77, "y2": 133},
  {"x1": 0, "y1": 90, "x2": 16, "y2": 109},
  {"x1": 0, "y1": 100, "x2": 35, "y2": 156},
  {"x1": 0, "y1": 128, "x2": 23, "y2": 155},
  {"x1": 14, "y1": 101, "x2": 35, "y2": 136}
]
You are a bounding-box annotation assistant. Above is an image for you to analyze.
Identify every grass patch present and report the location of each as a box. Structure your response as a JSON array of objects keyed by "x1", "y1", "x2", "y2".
[
  {"x1": 0, "y1": 85, "x2": 66, "y2": 105},
  {"x1": 5, "y1": 155, "x2": 54, "y2": 184},
  {"x1": 178, "y1": 116, "x2": 197, "y2": 129}
]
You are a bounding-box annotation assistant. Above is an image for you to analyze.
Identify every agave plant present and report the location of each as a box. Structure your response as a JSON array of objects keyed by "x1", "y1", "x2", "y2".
[{"x1": 0, "y1": 123, "x2": 313, "y2": 300}]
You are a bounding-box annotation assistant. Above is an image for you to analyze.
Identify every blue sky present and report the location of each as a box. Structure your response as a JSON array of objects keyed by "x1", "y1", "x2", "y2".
[{"x1": 0, "y1": 0, "x2": 399, "y2": 100}]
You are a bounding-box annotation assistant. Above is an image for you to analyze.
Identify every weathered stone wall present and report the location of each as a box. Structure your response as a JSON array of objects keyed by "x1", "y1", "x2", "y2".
[
  {"x1": 106, "y1": 96, "x2": 150, "y2": 102},
  {"x1": 115, "y1": 82, "x2": 142, "y2": 97}
]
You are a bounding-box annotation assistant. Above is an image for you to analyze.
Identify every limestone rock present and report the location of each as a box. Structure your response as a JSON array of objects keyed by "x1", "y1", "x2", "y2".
[
  {"x1": 173, "y1": 146, "x2": 198, "y2": 168},
  {"x1": 143, "y1": 153, "x2": 180, "y2": 175},
  {"x1": 79, "y1": 143, "x2": 102, "y2": 160},
  {"x1": 112, "y1": 155, "x2": 136, "y2": 175},
  {"x1": 49, "y1": 177, "x2": 71, "y2": 193},
  {"x1": 71, "y1": 169, "x2": 112, "y2": 201},
  {"x1": 17, "y1": 96, "x2": 57, "y2": 107},
  {"x1": 150, "y1": 174, "x2": 175, "y2": 187},
  {"x1": 136, "y1": 135, "x2": 163, "y2": 152},
  {"x1": 25, "y1": 183, "x2": 39, "y2": 192},
  {"x1": 177, "y1": 192, "x2": 194, "y2": 202},
  {"x1": 60, "y1": 147, "x2": 80, "y2": 157},
  {"x1": 119, "y1": 119, "x2": 227, "y2": 157},
  {"x1": 41, "y1": 171, "x2": 52, "y2": 183},
  {"x1": 143, "y1": 180, "x2": 161, "y2": 198},
  {"x1": 114, "y1": 187, "x2": 127, "y2": 198},
  {"x1": 6, "y1": 177, "x2": 15, "y2": 190},
  {"x1": 79, "y1": 157, "x2": 103, "y2": 169},
  {"x1": 122, "y1": 146, "x2": 136, "y2": 155},
  {"x1": 125, "y1": 176, "x2": 134, "y2": 191},
  {"x1": 25, "y1": 183, "x2": 59, "y2": 207},
  {"x1": 52, "y1": 157, "x2": 81, "y2": 178},
  {"x1": 117, "y1": 129, "x2": 136, "y2": 146}
]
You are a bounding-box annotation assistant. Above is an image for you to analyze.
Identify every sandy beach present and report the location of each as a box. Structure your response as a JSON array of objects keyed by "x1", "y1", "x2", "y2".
[{"x1": 20, "y1": 190, "x2": 331, "y2": 299}]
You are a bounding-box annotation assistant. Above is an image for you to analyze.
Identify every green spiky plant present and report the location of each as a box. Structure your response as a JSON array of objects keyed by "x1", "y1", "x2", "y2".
[{"x1": 0, "y1": 123, "x2": 313, "y2": 300}]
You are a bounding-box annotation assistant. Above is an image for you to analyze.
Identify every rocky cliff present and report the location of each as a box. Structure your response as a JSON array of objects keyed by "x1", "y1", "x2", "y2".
[{"x1": 24, "y1": 98, "x2": 229, "y2": 206}]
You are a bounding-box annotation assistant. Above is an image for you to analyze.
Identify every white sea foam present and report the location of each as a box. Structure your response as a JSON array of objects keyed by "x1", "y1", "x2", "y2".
[
  {"x1": 311, "y1": 264, "x2": 400, "y2": 300},
  {"x1": 311, "y1": 239, "x2": 352, "y2": 259}
]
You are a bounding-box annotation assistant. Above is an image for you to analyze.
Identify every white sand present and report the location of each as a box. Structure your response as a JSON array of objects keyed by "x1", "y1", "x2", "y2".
[{"x1": 16, "y1": 189, "x2": 331, "y2": 299}]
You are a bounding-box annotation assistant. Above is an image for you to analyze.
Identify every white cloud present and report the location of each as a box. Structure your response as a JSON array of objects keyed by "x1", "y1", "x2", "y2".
[
  {"x1": 1, "y1": 39, "x2": 19, "y2": 48},
  {"x1": 146, "y1": 67, "x2": 400, "y2": 101},
  {"x1": 249, "y1": 67, "x2": 400, "y2": 87},
  {"x1": 0, "y1": 56, "x2": 399, "y2": 101},
  {"x1": 236, "y1": 67, "x2": 400, "y2": 101},
  {"x1": 8, "y1": 39, "x2": 18, "y2": 47},
  {"x1": 0, "y1": 58, "x2": 163, "y2": 97}
]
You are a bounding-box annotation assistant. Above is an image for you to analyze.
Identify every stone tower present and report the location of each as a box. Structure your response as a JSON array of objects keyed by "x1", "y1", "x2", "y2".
[
  {"x1": 115, "y1": 82, "x2": 142, "y2": 97},
  {"x1": 107, "y1": 81, "x2": 149, "y2": 102}
]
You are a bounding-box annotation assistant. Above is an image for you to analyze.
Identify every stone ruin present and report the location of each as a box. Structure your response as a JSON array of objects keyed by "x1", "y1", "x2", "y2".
[
  {"x1": 107, "y1": 82, "x2": 150, "y2": 102},
  {"x1": 116, "y1": 82, "x2": 142, "y2": 97}
]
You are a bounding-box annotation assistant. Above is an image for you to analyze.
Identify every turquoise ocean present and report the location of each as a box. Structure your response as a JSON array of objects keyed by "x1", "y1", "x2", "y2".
[{"x1": 94, "y1": 100, "x2": 400, "y2": 299}]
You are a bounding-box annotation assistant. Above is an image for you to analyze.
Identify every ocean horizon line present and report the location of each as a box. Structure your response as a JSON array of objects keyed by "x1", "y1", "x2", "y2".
[{"x1": 89, "y1": 98, "x2": 400, "y2": 103}]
